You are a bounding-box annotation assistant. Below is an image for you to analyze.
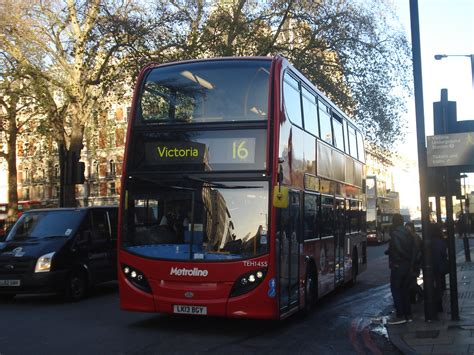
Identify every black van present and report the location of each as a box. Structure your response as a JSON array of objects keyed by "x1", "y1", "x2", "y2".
[{"x1": 0, "y1": 206, "x2": 118, "y2": 301}]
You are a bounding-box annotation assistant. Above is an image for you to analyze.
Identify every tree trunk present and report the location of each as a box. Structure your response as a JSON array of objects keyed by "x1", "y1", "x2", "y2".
[
  {"x1": 6, "y1": 114, "x2": 19, "y2": 229},
  {"x1": 61, "y1": 124, "x2": 84, "y2": 207}
]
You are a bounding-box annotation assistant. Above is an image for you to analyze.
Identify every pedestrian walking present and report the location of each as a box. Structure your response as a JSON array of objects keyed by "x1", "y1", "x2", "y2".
[{"x1": 386, "y1": 213, "x2": 415, "y2": 325}]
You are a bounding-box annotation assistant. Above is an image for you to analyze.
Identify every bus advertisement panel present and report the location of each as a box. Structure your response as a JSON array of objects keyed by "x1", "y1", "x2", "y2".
[{"x1": 118, "y1": 56, "x2": 367, "y2": 319}]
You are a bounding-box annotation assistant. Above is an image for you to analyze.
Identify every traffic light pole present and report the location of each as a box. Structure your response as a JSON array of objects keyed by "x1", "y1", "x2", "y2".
[
  {"x1": 444, "y1": 167, "x2": 460, "y2": 321},
  {"x1": 410, "y1": 0, "x2": 437, "y2": 321}
]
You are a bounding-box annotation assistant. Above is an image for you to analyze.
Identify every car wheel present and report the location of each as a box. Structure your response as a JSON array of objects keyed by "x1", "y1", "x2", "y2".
[
  {"x1": 66, "y1": 270, "x2": 87, "y2": 302},
  {"x1": 0, "y1": 294, "x2": 16, "y2": 302}
]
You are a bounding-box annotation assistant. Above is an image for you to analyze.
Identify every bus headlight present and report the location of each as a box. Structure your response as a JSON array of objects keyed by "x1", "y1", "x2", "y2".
[
  {"x1": 121, "y1": 264, "x2": 151, "y2": 293},
  {"x1": 35, "y1": 252, "x2": 55, "y2": 273},
  {"x1": 230, "y1": 268, "x2": 267, "y2": 298}
]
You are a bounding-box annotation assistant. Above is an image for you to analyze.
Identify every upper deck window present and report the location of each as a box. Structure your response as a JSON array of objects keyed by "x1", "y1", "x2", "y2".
[
  {"x1": 283, "y1": 73, "x2": 302, "y2": 127},
  {"x1": 302, "y1": 87, "x2": 319, "y2": 137},
  {"x1": 356, "y1": 131, "x2": 365, "y2": 162},
  {"x1": 347, "y1": 125, "x2": 358, "y2": 159},
  {"x1": 332, "y1": 114, "x2": 345, "y2": 152},
  {"x1": 139, "y1": 60, "x2": 271, "y2": 124},
  {"x1": 319, "y1": 101, "x2": 332, "y2": 145}
]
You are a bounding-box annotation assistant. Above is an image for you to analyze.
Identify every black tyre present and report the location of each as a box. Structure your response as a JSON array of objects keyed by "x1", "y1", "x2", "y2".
[
  {"x1": 0, "y1": 294, "x2": 16, "y2": 302},
  {"x1": 66, "y1": 270, "x2": 88, "y2": 301},
  {"x1": 303, "y1": 267, "x2": 317, "y2": 314}
]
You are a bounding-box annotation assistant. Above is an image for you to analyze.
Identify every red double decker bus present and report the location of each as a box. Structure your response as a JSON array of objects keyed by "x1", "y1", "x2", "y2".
[{"x1": 118, "y1": 56, "x2": 367, "y2": 319}]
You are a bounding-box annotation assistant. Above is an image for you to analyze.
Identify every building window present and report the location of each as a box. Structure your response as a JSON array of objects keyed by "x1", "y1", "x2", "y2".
[
  {"x1": 109, "y1": 182, "x2": 116, "y2": 196},
  {"x1": 93, "y1": 161, "x2": 99, "y2": 179},
  {"x1": 54, "y1": 164, "x2": 59, "y2": 181},
  {"x1": 109, "y1": 160, "x2": 116, "y2": 178},
  {"x1": 91, "y1": 183, "x2": 99, "y2": 197}
]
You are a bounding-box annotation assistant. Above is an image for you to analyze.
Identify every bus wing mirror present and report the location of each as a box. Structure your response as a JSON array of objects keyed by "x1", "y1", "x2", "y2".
[
  {"x1": 273, "y1": 159, "x2": 288, "y2": 208},
  {"x1": 273, "y1": 185, "x2": 289, "y2": 208}
]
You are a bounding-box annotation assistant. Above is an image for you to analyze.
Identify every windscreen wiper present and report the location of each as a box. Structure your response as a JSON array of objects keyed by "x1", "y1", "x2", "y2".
[
  {"x1": 132, "y1": 175, "x2": 197, "y2": 191},
  {"x1": 41, "y1": 235, "x2": 68, "y2": 240},
  {"x1": 184, "y1": 176, "x2": 263, "y2": 189}
]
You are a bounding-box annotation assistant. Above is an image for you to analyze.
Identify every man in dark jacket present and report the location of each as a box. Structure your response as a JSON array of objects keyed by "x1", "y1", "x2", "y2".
[
  {"x1": 405, "y1": 221, "x2": 423, "y2": 303},
  {"x1": 387, "y1": 214, "x2": 415, "y2": 324}
]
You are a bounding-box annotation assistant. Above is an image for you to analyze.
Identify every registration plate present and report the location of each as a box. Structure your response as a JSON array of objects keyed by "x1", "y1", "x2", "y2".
[
  {"x1": 173, "y1": 305, "x2": 207, "y2": 315},
  {"x1": 0, "y1": 280, "x2": 20, "y2": 287}
]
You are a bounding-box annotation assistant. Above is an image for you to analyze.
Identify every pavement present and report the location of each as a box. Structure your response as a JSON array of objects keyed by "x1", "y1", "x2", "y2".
[{"x1": 386, "y1": 238, "x2": 474, "y2": 354}]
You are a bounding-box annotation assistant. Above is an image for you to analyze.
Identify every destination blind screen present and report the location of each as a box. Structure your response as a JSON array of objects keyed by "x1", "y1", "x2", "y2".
[{"x1": 139, "y1": 129, "x2": 266, "y2": 171}]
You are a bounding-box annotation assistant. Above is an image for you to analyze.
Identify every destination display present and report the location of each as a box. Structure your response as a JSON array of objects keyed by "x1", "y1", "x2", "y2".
[
  {"x1": 146, "y1": 141, "x2": 208, "y2": 164},
  {"x1": 138, "y1": 129, "x2": 266, "y2": 171},
  {"x1": 145, "y1": 138, "x2": 256, "y2": 164}
]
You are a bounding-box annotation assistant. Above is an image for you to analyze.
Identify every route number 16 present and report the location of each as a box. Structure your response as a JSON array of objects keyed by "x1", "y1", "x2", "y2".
[{"x1": 232, "y1": 140, "x2": 249, "y2": 160}]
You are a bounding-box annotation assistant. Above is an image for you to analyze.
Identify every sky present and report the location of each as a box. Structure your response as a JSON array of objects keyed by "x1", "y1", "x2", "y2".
[
  {"x1": 395, "y1": 0, "x2": 474, "y2": 151},
  {"x1": 391, "y1": 0, "x2": 474, "y2": 214}
]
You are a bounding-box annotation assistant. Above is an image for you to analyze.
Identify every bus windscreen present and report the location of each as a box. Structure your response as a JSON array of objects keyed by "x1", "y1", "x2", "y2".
[
  {"x1": 122, "y1": 181, "x2": 268, "y2": 261},
  {"x1": 138, "y1": 60, "x2": 271, "y2": 124}
]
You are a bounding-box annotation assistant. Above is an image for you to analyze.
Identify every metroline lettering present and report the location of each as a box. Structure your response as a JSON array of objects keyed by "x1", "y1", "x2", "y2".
[
  {"x1": 170, "y1": 267, "x2": 209, "y2": 277},
  {"x1": 157, "y1": 146, "x2": 199, "y2": 158}
]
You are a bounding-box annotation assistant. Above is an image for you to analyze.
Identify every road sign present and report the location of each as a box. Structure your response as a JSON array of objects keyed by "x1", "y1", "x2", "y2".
[{"x1": 427, "y1": 132, "x2": 474, "y2": 167}]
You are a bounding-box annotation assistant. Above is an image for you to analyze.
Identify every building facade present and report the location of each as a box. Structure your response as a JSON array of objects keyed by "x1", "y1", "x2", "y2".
[{"x1": 8, "y1": 104, "x2": 130, "y2": 207}]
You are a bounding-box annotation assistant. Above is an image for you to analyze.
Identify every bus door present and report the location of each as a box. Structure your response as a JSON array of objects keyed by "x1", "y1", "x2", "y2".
[
  {"x1": 277, "y1": 191, "x2": 301, "y2": 312},
  {"x1": 334, "y1": 198, "x2": 346, "y2": 286}
]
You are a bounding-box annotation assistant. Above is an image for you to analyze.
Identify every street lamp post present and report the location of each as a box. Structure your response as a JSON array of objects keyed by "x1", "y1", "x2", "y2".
[{"x1": 434, "y1": 54, "x2": 474, "y2": 89}]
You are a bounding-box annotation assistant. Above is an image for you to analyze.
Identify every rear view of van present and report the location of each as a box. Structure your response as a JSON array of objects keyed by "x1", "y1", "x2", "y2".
[{"x1": 0, "y1": 206, "x2": 118, "y2": 301}]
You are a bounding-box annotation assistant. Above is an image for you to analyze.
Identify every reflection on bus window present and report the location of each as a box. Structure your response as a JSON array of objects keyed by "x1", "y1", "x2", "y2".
[
  {"x1": 332, "y1": 115, "x2": 345, "y2": 152},
  {"x1": 122, "y1": 182, "x2": 269, "y2": 261},
  {"x1": 283, "y1": 74, "x2": 302, "y2": 127},
  {"x1": 319, "y1": 102, "x2": 332, "y2": 144},
  {"x1": 321, "y1": 196, "x2": 334, "y2": 237},
  {"x1": 302, "y1": 87, "x2": 319, "y2": 137},
  {"x1": 304, "y1": 194, "x2": 320, "y2": 240},
  {"x1": 140, "y1": 61, "x2": 270, "y2": 123},
  {"x1": 347, "y1": 125, "x2": 358, "y2": 159}
]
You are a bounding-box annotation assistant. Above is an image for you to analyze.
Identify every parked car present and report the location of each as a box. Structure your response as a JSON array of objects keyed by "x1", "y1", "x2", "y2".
[{"x1": 0, "y1": 206, "x2": 118, "y2": 301}]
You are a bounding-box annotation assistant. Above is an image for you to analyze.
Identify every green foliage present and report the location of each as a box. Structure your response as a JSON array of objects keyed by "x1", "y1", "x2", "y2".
[
  {"x1": 142, "y1": 0, "x2": 411, "y2": 152},
  {"x1": 2, "y1": 0, "x2": 411, "y2": 163}
]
